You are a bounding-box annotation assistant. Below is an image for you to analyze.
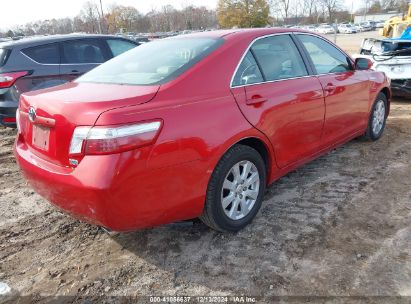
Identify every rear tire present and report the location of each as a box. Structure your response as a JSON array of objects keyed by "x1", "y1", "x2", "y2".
[
  {"x1": 361, "y1": 93, "x2": 388, "y2": 141},
  {"x1": 200, "y1": 145, "x2": 266, "y2": 232}
]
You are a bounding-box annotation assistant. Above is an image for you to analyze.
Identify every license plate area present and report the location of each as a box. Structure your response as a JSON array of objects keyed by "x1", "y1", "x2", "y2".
[{"x1": 32, "y1": 125, "x2": 50, "y2": 151}]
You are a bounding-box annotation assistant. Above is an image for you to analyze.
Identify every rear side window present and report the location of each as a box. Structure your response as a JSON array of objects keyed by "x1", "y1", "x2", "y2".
[
  {"x1": 251, "y1": 35, "x2": 308, "y2": 82},
  {"x1": 232, "y1": 34, "x2": 308, "y2": 87},
  {"x1": 107, "y1": 39, "x2": 137, "y2": 57},
  {"x1": 0, "y1": 48, "x2": 10, "y2": 67},
  {"x1": 22, "y1": 44, "x2": 60, "y2": 64},
  {"x1": 298, "y1": 34, "x2": 352, "y2": 74},
  {"x1": 62, "y1": 40, "x2": 105, "y2": 64},
  {"x1": 232, "y1": 51, "x2": 264, "y2": 86}
]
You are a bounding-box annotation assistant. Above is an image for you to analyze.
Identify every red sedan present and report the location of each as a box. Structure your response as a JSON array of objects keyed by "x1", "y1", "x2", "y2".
[{"x1": 14, "y1": 29, "x2": 390, "y2": 232}]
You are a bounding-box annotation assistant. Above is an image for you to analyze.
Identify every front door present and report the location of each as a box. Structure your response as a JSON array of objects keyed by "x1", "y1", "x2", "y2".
[{"x1": 231, "y1": 34, "x2": 325, "y2": 168}]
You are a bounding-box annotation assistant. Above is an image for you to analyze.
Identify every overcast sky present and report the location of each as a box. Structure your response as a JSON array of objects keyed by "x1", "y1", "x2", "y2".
[{"x1": 1, "y1": 0, "x2": 360, "y2": 31}]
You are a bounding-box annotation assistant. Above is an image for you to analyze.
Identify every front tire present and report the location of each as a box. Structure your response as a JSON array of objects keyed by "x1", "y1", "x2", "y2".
[
  {"x1": 200, "y1": 145, "x2": 266, "y2": 232},
  {"x1": 362, "y1": 93, "x2": 388, "y2": 141}
]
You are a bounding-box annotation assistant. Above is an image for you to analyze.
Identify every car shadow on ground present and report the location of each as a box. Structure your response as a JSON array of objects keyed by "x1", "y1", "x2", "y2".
[
  {"x1": 108, "y1": 138, "x2": 381, "y2": 295},
  {"x1": 392, "y1": 97, "x2": 411, "y2": 103}
]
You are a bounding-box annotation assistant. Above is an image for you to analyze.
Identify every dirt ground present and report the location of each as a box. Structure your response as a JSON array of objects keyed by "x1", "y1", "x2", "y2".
[{"x1": 0, "y1": 32, "x2": 410, "y2": 303}]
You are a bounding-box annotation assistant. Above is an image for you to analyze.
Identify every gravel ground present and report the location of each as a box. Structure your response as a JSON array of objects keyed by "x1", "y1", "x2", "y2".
[{"x1": 0, "y1": 32, "x2": 410, "y2": 303}]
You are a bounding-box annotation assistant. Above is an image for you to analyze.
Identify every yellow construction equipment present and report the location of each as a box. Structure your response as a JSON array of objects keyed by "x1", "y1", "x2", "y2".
[
  {"x1": 380, "y1": 4, "x2": 411, "y2": 38},
  {"x1": 380, "y1": 3, "x2": 411, "y2": 38}
]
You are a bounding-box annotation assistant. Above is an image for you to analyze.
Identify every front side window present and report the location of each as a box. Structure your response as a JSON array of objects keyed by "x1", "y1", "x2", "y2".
[
  {"x1": 77, "y1": 38, "x2": 223, "y2": 86},
  {"x1": 22, "y1": 43, "x2": 60, "y2": 64},
  {"x1": 62, "y1": 40, "x2": 105, "y2": 64},
  {"x1": 106, "y1": 39, "x2": 137, "y2": 57},
  {"x1": 298, "y1": 34, "x2": 352, "y2": 74}
]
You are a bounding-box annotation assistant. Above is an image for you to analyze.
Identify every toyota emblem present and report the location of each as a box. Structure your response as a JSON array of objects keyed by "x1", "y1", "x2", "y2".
[{"x1": 28, "y1": 106, "x2": 37, "y2": 122}]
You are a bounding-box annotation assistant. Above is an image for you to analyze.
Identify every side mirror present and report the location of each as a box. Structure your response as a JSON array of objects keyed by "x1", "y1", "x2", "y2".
[{"x1": 355, "y1": 58, "x2": 373, "y2": 70}]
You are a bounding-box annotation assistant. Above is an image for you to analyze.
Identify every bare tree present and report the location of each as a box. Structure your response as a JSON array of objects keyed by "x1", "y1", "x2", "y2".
[
  {"x1": 302, "y1": 0, "x2": 319, "y2": 22},
  {"x1": 271, "y1": 0, "x2": 292, "y2": 20},
  {"x1": 318, "y1": 0, "x2": 343, "y2": 22},
  {"x1": 80, "y1": 1, "x2": 101, "y2": 33}
]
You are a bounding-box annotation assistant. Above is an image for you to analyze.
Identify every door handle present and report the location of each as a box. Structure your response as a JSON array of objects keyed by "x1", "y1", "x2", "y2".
[
  {"x1": 324, "y1": 84, "x2": 336, "y2": 92},
  {"x1": 246, "y1": 95, "x2": 268, "y2": 105},
  {"x1": 71, "y1": 70, "x2": 81, "y2": 75}
]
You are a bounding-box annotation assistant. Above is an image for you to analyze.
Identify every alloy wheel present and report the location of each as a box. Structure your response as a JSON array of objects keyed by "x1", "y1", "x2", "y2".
[
  {"x1": 221, "y1": 160, "x2": 260, "y2": 220},
  {"x1": 372, "y1": 99, "x2": 386, "y2": 136}
]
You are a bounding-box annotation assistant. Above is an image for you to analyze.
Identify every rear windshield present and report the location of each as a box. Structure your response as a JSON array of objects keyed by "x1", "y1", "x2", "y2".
[
  {"x1": 0, "y1": 48, "x2": 10, "y2": 67},
  {"x1": 77, "y1": 37, "x2": 223, "y2": 86}
]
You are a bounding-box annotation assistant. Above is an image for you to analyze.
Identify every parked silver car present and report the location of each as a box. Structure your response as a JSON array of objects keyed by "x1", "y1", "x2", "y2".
[{"x1": 338, "y1": 24, "x2": 357, "y2": 34}]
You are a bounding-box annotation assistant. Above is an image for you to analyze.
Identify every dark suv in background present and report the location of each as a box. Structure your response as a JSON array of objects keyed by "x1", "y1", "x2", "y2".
[{"x1": 0, "y1": 34, "x2": 139, "y2": 127}]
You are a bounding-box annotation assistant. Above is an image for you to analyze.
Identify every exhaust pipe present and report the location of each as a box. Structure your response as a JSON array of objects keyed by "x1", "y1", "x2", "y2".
[{"x1": 100, "y1": 226, "x2": 118, "y2": 236}]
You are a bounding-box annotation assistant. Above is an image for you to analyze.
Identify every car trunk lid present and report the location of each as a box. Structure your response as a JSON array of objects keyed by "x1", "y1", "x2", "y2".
[{"x1": 18, "y1": 82, "x2": 160, "y2": 166}]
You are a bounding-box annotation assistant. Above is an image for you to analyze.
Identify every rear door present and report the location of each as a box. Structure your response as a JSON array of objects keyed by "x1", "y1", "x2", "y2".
[
  {"x1": 295, "y1": 34, "x2": 370, "y2": 147},
  {"x1": 60, "y1": 38, "x2": 110, "y2": 82},
  {"x1": 231, "y1": 34, "x2": 325, "y2": 168},
  {"x1": 19, "y1": 43, "x2": 62, "y2": 91}
]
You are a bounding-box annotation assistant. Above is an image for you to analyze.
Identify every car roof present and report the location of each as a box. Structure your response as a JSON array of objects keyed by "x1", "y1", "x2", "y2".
[
  {"x1": 175, "y1": 28, "x2": 313, "y2": 41},
  {"x1": 0, "y1": 34, "x2": 133, "y2": 49}
]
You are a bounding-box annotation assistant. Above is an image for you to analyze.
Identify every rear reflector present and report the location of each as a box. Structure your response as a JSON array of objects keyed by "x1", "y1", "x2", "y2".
[
  {"x1": 16, "y1": 109, "x2": 21, "y2": 133},
  {"x1": 2, "y1": 117, "x2": 16, "y2": 123},
  {"x1": 69, "y1": 121, "x2": 162, "y2": 156},
  {"x1": 0, "y1": 71, "x2": 29, "y2": 88}
]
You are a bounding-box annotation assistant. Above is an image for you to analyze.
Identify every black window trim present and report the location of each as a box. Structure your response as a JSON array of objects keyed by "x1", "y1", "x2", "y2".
[
  {"x1": 293, "y1": 32, "x2": 355, "y2": 76},
  {"x1": 230, "y1": 33, "x2": 314, "y2": 88},
  {"x1": 20, "y1": 42, "x2": 61, "y2": 65},
  {"x1": 249, "y1": 48, "x2": 267, "y2": 82}
]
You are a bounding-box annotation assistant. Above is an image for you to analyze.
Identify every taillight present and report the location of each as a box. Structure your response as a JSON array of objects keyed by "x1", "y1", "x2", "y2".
[
  {"x1": 69, "y1": 121, "x2": 162, "y2": 157},
  {"x1": 0, "y1": 71, "x2": 29, "y2": 88}
]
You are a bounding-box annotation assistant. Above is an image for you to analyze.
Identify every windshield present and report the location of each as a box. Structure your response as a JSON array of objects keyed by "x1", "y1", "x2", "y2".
[{"x1": 77, "y1": 37, "x2": 223, "y2": 86}]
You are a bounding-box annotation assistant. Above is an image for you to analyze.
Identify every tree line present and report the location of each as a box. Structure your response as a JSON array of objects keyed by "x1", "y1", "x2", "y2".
[
  {"x1": 1, "y1": 1, "x2": 217, "y2": 37},
  {"x1": 1, "y1": 0, "x2": 408, "y2": 38}
]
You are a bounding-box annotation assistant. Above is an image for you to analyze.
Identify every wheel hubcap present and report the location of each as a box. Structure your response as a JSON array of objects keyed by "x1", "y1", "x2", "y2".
[
  {"x1": 372, "y1": 100, "x2": 385, "y2": 136},
  {"x1": 221, "y1": 160, "x2": 260, "y2": 220}
]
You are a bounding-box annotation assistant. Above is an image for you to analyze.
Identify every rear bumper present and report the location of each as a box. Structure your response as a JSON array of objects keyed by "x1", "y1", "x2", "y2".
[
  {"x1": 391, "y1": 79, "x2": 411, "y2": 98},
  {"x1": 0, "y1": 100, "x2": 17, "y2": 127},
  {"x1": 14, "y1": 137, "x2": 206, "y2": 231}
]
